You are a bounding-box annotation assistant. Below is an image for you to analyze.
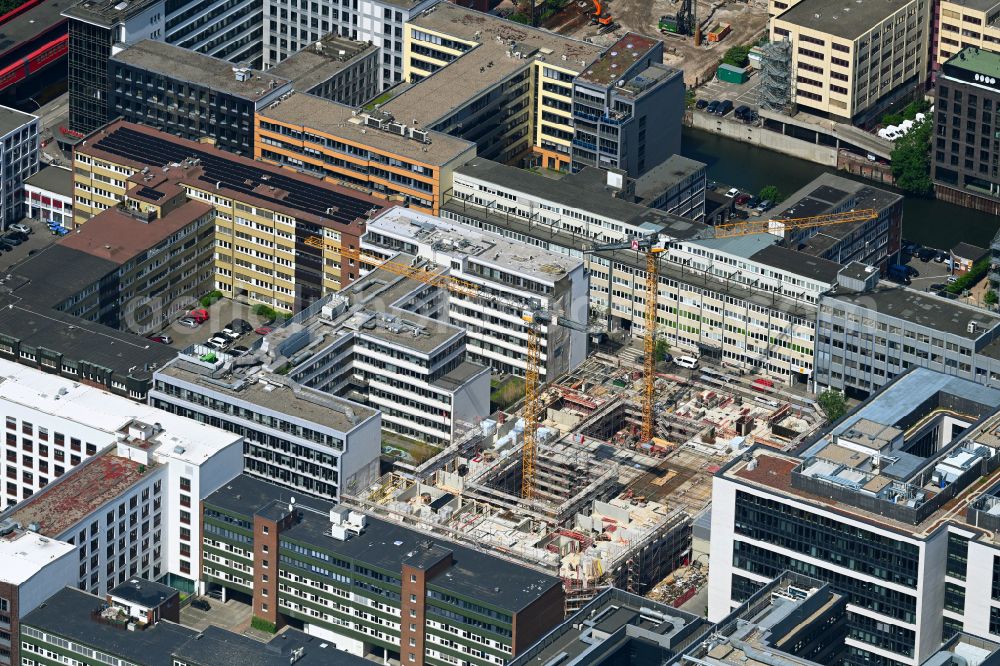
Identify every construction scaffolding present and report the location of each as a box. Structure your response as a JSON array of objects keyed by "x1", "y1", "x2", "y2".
[{"x1": 758, "y1": 38, "x2": 793, "y2": 114}]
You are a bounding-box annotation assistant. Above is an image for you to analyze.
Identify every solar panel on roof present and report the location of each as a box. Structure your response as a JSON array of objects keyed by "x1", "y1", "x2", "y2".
[
  {"x1": 135, "y1": 186, "x2": 165, "y2": 200},
  {"x1": 92, "y1": 128, "x2": 378, "y2": 225}
]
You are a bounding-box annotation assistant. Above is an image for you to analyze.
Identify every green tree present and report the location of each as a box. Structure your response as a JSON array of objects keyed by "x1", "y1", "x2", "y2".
[
  {"x1": 987, "y1": 290, "x2": 999, "y2": 306},
  {"x1": 890, "y1": 120, "x2": 933, "y2": 197},
  {"x1": 758, "y1": 185, "x2": 783, "y2": 203},
  {"x1": 722, "y1": 45, "x2": 751, "y2": 68},
  {"x1": 655, "y1": 339, "x2": 671, "y2": 361},
  {"x1": 818, "y1": 389, "x2": 847, "y2": 423}
]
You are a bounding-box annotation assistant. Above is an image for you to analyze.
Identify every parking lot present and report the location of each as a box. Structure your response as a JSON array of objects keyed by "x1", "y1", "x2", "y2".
[
  {"x1": 695, "y1": 72, "x2": 761, "y2": 116},
  {"x1": 153, "y1": 298, "x2": 275, "y2": 351},
  {"x1": 901, "y1": 247, "x2": 956, "y2": 292},
  {"x1": 0, "y1": 219, "x2": 61, "y2": 273}
]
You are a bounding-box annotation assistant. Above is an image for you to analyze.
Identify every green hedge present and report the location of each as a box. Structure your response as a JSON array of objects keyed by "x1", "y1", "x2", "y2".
[
  {"x1": 946, "y1": 257, "x2": 990, "y2": 294},
  {"x1": 251, "y1": 616, "x2": 277, "y2": 633}
]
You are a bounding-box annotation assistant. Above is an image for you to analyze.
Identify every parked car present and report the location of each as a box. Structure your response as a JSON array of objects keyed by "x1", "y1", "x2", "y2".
[
  {"x1": 706, "y1": 180, "x2": 718, "y2": 191},
  {"x1": 724, "y1": 187, "x2": 740, "y2": 198},
  {"x1": 148, "y1": 335, "x2": 173, "y2": 344},
  {"x1": 255, "y1": 326, "x2": 273, "y2": 335},
  {"x1": 734, "y1": 193, "x2": 752, "y2": 206},
  {"x1": 917, "y1": 248, "x2": 936, "y2": 262},
  {"x1": 934, "y1": 250, "x2": 947, "y2": 263},
  {"x1": 695, "y1": 99, "x2": 708, "y2": 110},
  {"x1": 2, "y1": 234, "x2": 21, "y2": 246},
  {"x1": 190, "y1": 599, "x2": 211, "y2": 611},
  {"x1": 6, "y1": 231, "x2": 28, "y2": 242},
  {"x1": 206, "y1": 336, "x2": 228, "y2": 349},
  {"x1": 752, "y1": 377, "x2": 775, "y2": 391},
  {"x1": 947, "y1": 275, "x2": 959, "y2": 284},
  {"x1": 928, "y1": 283, "x2": 946, "y2": 292},
  {"x1": 9, "y1": 223, "x2": 31, "y2": 235},
  {"x1": 706, "y1": 100, "x2": 720, "y2": 114},
  {"x1": 230, "y1": 318, "x2": 253, "y2": 334},
  {"x1": 674, "y1": 355, "x2": 699, "y2": 369},
  {"x1": 189, "y1": 308, "x2": 210, "y2": 322},
  {"x1": 716, "y1": 100, "x2": 734, "y2": 116},
  {"x1": 221, "y1": 327, "x2": 241, "y2": 340},
  {"x1": 755, "y1": 199, "x2": 774, "y2": 212},
  {"x1": 178, "y1": 317, "x2": 200, "y2": 328}
]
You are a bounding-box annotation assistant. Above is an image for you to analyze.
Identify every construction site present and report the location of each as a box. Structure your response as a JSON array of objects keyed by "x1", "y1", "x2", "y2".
[
  {"x1": 507, "y1": 0, "x2": 770, "y2": 85},
  {"x1": 346, "y1": 352, "x2": 823, "y2": 614}
]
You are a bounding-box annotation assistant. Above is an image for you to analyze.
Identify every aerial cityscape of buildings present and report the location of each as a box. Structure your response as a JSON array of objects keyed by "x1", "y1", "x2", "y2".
[{"x1": 5, "y1": 0, "x2": 1000, "y2": 662}]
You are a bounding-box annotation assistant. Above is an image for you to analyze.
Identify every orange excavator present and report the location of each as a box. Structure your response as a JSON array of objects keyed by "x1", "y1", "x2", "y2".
[{"x1": 591, "y1": 0, "x2": 612, "y2": 25}]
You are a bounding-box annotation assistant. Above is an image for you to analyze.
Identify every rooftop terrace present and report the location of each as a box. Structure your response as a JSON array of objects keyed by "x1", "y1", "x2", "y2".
[{"x1": 577, "y1": 32, "x2": 660, "y2": 86}]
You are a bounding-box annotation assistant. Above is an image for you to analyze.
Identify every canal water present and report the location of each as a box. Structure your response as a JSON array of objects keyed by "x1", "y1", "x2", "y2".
[{"x1": 681, "y1": 127, "x2": 1000, "y2": 249}]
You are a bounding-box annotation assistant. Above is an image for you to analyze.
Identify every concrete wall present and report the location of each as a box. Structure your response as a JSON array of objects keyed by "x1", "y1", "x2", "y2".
[{"x1": 687, "y1": 111, "x2": 839, "y2": 166}]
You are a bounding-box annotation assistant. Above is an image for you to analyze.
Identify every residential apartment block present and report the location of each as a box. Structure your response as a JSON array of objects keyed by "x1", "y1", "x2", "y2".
[
  {"x1": 709, "y1": 367, "x2": 1000, "y2": 665},
  {"x1": 932, "y1": 47, "x2": 1000, "y2": 213},
  {"x1": 150, "y1": 341, "x2": 382, "y2": 500},
  {"x1": 109, "y1": 40, "x2": 293, "y2": 156},
  {"x1": 72, "y1": 120, "x2": 389, "y2": 312},
  {"x1": 569, "y1": 33, "x2": 684, "y2": 177},
  {"x1": 444, "y1": 158, "x2": 847, "y2": 383},
  {"x1": 261, "y1": 0, "x2": 440, "y2": 87},
  {"x1": 64, "y1": 0, "x2": 262, "y2": 135},
  {"x1": 267, "y1": 34, "x2": 380, "y2": 107},
  {"x1": 361, "y1": 207, "x2": 589, "y2": 381},
  {"x1": 200, "y1": 473, "x2": 565, "y2": 665},
  {"x1": 255, "y1": 92, "x2": 476, "y2": 214},
  {"x1": 815, "y1": 265, "x2": 1000, "y2": 399},
  {"x1": 770, "y1": 0, "x2": 931, "y2": 125},
  {"x1": 0, "y1": 105, "x2": 38, "y2": 227},
  {"x1": 20, "y1": 586, "x2": 372, "y2": 666}
]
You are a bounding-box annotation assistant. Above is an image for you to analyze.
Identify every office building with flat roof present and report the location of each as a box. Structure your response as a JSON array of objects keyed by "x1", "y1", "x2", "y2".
[
  {"x1": 445, "y1": 158, "x2": 841, "y2": 383},
  {"x1": 768, "y1": 172, "x2": 903, "y2": 271},
  {"x1": 402, "y1": 3, "x2": 604, "y2": 172},
  {"x1": 0, "y1": 527, "x2": 76, "y2": 666},
  {"x1": 200, "y1": 473, "x2": 565, "y2": 665},
  {"x1": 709, "y1": 367, "x2": 1000, "y2": 664},
  {"x1": 64, "y1": 0, "x2": 262, "y2": 135},
  {"x1": 681, "y1": 573, "x2": 848, "y2": 666},
  {"x1": 20, "y1": 586, "x2": 373, "y2": 666},
  {"x1": 255, "y1": 92, "x2": 476, "y2": 215},
  {"x1": 261, "y1": 0, "x2": 441, "y2": 87},
  {"x1": 0, "y1": 105, "x2": 38, "y2": 227},
  {"x1": 933, "y1": 47, "x2": 1000, "y2": 213},
  {"x1": 815, "y1": 266, "x2": 1000, "y2": 399},
  {"x1": 23, "y1": 165, "x2": 73, "y2": 229},
  {"x1": 770, "y1": 0, "x2": 931, "y2": 126},
  {"x1": 934, "y1": 0, "x2": 1000, "y2": 67},
  {"x1": 509, "y1": 587, "x2": 708, "y2": 665},
  {"x1": 150, "y1": 337, "x2": 382, "y2": 500},
  {"x1": 109, "y1": 40, "x2": 292, "y2": 156},
  {"x1": 570, "y1": 33, "x2": 685, "y2": 178},
  {"x1": 73, "y1": 120, "x2": 389, "y2": 312},
  {"x1": 267, "y1": 34, "x2": 379, "y2": 107},
  {"x1": 361, "y1": 207, "x2": 588, "y2": 381}
]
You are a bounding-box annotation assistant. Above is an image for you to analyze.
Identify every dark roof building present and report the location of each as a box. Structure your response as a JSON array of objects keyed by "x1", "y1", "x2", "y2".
[{"x1": 201, "y1": 474, "x2": 565, "y2": 665}]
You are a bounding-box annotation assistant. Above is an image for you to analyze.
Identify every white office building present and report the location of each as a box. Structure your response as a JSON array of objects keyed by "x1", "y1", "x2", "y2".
[
  {"x1": 708, "y1": 369, "x2": 1000, "y2": 665},
  {"x1": 150, "y1": 345, "x2": 383, "y2": 499},
  {"x1": 0, "y1": 358, "x2": 243, "y2": 597},
  {"x1": 262, "y1": 0, "x2": 439, "y2": 87},
  {"x1": 362, "y1": 207, "x2": 589, "y2": 380},
  {"x1": 0, "y1": 106, "x2": 39, "y2": 228}
]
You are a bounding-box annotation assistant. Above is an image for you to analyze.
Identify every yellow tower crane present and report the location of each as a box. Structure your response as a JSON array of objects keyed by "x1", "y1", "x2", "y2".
[{"x1": 586, "y1": 208, "x2": 879, "y2": 444}]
